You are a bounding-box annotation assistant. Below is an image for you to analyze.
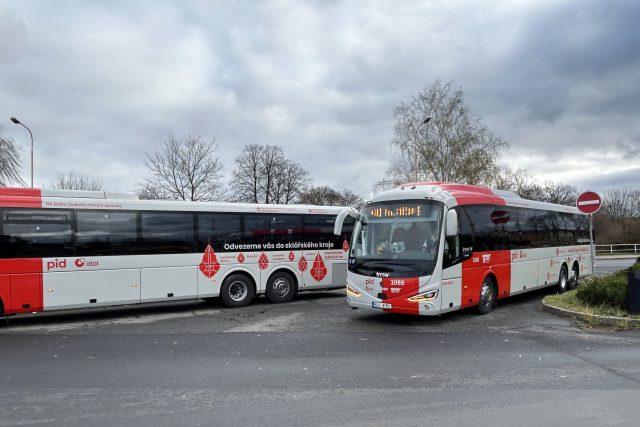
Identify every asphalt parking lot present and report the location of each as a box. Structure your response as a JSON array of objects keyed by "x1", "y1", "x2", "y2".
[{"x1": 1, "y1": 258, "x2": 639, "y2": 427}]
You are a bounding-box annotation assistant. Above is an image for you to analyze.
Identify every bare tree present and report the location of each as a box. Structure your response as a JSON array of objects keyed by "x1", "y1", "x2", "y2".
[
  {"x1": 229, "y1": 144, "x2": 309, "y2": 204},
  {"x1": 339, "y1": 189, "x2": 365, "y2": 209},
  {"x1": 538, "y1": 181, "x2": 578, "y2": 206},
  {"x1": 138, "y1": 135, "x2": 225, "y2": 201},
  {"x1": 298, "y1": 186, "x2": 364, "y2": 209},
  {"x1": 49, "y1": 171, "x2": 104, "y2": 191},
  {"x1": 0, "y1": 127, "x2": 26, "y2": 187},
  {"x1": 299, "y1": 186, "x2": 343, "y2": 206},
  {"x1": 491, "y1": 168, "x2": 578, "y2": 204},
  {"x1": 271, "y1": 159, "x2": 310, "y2": 204},
  {"x1": 602, "y1": 187, "x2": 640, "y2": 220},
  {"x1": 492, "y1": 166, "x2": 533, "y2": 195},
  {"x1": 379, "y1": 80, "x2": 507, "y2": 188}
]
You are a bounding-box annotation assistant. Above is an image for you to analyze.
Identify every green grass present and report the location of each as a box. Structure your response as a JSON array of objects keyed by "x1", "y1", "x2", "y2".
[
  {"x1": 543, "y1": 257, "x2": 640, "y2": 329},
  {"x1": 544, "y1": 282, "x2": 640, "y2": 330}
]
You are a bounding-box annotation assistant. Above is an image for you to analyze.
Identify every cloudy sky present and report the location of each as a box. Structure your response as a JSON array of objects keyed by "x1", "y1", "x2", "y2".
[{"x1": 1, "y1": 0, "x2": 638, "y2": 198}]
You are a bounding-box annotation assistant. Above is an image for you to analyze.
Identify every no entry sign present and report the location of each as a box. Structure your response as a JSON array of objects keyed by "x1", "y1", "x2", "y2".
[{"x1": 576, "y1": 191, "x2": 602, "y2": 214}]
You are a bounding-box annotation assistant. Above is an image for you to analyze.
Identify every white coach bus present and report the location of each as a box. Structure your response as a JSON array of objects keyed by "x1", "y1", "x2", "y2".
[
  {"x1": 334, "y1": 182, "x2": 592, "y2": 316},
  {"x1": 0, "y1": 187, "x2": 354, "y2": 317}
]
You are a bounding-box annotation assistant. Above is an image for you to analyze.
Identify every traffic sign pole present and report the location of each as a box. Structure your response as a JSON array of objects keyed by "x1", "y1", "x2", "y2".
[
  {"x1": 576, "y1": 191, "x2": 602, "y2": 276},
  {"x1": 590, "y1": 214, "x2": 595, "y2": 275}
]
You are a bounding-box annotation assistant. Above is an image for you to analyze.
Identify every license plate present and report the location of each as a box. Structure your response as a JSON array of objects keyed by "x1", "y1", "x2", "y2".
[{"x1": 372, "y1": 301, "x2": 392, "y2": 309}]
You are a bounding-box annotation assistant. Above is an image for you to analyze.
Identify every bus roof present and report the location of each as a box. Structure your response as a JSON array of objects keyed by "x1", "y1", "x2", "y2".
[
  {"x1": 0, "y1": 187, "x2": 348, "y2": 215},
  {"x1": 371, "y1": 182, "x2": 582, "y2": 214}
]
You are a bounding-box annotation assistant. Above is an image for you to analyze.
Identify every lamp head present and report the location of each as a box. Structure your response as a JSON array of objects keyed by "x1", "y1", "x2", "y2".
[{"x1": 10, "y1": 117, "x2": 21, "y2": 124}]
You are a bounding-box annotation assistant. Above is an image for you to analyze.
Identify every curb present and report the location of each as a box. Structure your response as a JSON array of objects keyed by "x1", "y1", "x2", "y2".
[{"x1": 541, "y1": 301, "x2": 640, "y2": 328}]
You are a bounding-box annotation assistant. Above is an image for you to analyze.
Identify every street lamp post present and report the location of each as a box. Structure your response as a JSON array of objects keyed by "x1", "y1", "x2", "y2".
[
  {"x1": 413, "y1": 117, "x2": 431, "y2": 182},
  {"x1": 10, "y1": 116, "x2": 33, "y2": 188}
]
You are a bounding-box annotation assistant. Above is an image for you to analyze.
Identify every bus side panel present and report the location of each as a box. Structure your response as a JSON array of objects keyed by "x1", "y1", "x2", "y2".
[
  {"x1": 300, "y1": 250, "x2": 335, "y2": 289},
  {"x1": 140, "y1": 266, "x2": 197, "y2": 302},
  {"x1": 461, "y1": 251, "x2": 511, "y2": 309},
  {"x1": 0, "y1": 259, "x2": 44, "y2": 314},
  {"x1": 441, "y1": 264, "x2": 462, "y2": 312},
  {"x1": 10, "y1": 274, "x2": 44, "y2": 313},
  {"x1": 43, "y1": 269, "x2": 141, "y2": 310},
  {"x1": 510, "y1": 253, "x2": 538, "y2": 295}
]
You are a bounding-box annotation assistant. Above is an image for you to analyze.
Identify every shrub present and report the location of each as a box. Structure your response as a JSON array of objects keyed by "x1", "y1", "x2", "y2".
[{"x1": 576, "y1": 273, "x2": 628, "y2": 309}]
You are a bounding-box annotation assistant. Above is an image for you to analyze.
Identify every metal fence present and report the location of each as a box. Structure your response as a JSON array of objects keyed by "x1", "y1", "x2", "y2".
[{"x1": 595, "y1": 243, "x2": 640, "y2": 255}]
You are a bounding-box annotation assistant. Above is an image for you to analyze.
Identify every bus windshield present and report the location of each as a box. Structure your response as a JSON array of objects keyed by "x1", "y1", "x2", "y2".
[{"x1": 349, "y1": 200, "x2": 444, "y2": 277}]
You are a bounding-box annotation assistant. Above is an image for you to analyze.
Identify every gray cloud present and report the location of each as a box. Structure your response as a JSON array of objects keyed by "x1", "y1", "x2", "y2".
[{"x1": 0, "y1": 0, "x2": 639, "y2": 197}]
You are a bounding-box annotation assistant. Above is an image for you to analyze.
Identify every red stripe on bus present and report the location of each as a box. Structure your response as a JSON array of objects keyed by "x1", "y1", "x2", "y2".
[
  {"x1": 0, "y1": 188, "x2": 43, "y2": 208},
  {"x1": 461, "y1": 250, "x2": 511, "y2": 309},
  {"x1": 382, "y1": 277, "x2": 420, "y2": 315},
  {"x1": 0, "y1": 259, "x2": 44, "y2": 315}
]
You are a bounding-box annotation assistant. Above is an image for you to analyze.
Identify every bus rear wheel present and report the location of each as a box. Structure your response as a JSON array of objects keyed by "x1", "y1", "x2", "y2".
[
  {"x1": 477, "y1": 277, "x2": 496, "y2": 315},
  {"x1": 557, "y1": 266, "x2": 569, "y2": 294},
  {"x1": 567, "y1": 264, "x2": 579, "y2": 290},
  {"x1": 220, "y1": 274, "x2": 255, "y2": 308},
  {"x1": 266, "y1": 271, "x2": 296, "y2": 303}
]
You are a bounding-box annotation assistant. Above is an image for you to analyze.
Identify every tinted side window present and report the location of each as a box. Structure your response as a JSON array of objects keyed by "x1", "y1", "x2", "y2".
[
  {"x1": 535, "y1": 211, "x2": 556, "y2": 248},
  {"x1": 141, "y1": 212, "x2": 195, "y2": 254},
  {"x1": 575, "y1": 214, "x2": 590, "y2": 243},
  {"x1": 303, "y1": 215, "x2": 336, "y2": 243},
  {"x1": 198, "y1": 213, "x2": 241, "y2": 252},
  {"x1": 559, "y1": 212, "x2": 577, "y2": 245},
  {"x1": 76, "y1": 211, "x2": 138, "y2": 256},
  {"x1": 517, "y1": 208, "x2": 538, "y2": 249},
  {"x1": 1, "y1": 209, "x2": 73, "y2": 258},
  {"x1": 460, "y1": 205, "x2": 512, "y2": 251},
  {"x1": 457, "y1": 206, "x2": 475, "y2": 252},
  {"x1": 243, "y1": 214, "x2": 302, "y2": 245}
]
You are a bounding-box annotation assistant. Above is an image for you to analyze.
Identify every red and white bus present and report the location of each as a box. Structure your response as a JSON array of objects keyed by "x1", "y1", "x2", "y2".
[
  {"x1": 0, "y1": 188, "x2": 354, "y2": 317},
  {"x1": 334, "y1": 182, "x2": 592, "y2": 316}
]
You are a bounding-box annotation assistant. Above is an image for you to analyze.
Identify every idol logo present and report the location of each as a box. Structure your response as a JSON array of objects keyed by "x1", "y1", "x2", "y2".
[{"x1": 74, "y1": 258, "x2": 99, "y2": 268}]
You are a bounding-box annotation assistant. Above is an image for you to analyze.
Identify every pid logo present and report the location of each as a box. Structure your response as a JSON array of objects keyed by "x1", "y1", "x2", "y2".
[{"x1": 46, "y1": 258, "x2": 67, "y2": 271}]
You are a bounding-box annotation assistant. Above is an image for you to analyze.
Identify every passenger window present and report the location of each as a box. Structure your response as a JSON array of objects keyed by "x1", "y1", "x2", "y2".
[
  {"x1": 76, "y1": 211, "x2": 138, "y2": 256},
  {"x1": 1, "y1": 209, "x2": 73, "y2": 258},
  {"x1": 198, "y1": 213, "x2": 241, "y2": 251},
  {"x1": 141, "y1": 212, "x2": 195, "y2": 254}
]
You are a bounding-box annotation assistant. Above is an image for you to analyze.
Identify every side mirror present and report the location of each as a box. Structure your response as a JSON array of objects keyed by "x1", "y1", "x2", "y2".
[
  {"x1": 334, "y1": 208, "x2": 359, "y2": 236},
  {"x1": 445, "y1": 209, "x2": 458, "y2": 237}
]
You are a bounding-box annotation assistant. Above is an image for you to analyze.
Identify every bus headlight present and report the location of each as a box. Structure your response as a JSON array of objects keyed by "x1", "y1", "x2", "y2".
[
  {"x1": 407, "y1": 290, "x2": 438, "y2": 302},
  {"x1": 346, "y1": 285, "x2": 361, "y2": 297}
]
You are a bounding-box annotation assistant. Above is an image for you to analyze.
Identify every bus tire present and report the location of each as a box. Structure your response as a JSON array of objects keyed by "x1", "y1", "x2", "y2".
[
  {"x1": 557, "y1": 265, "x2": 569, "y2": 294},
  {"x1": 266, "y1": 271, "x2": 297, "y2": 303},
  {"x1": 477, "y1": 277, "x2": 496, "y2": 315},
  {"x1": 567, "y1": 263, "x2": 579, "y2": 290},
  {"x1": 220, "y1": 274, "x2": 255, "y2": 308}
]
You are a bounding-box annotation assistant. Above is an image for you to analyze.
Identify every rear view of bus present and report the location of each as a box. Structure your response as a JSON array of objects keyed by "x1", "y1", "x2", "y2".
[{"x1": 336, "y1": 182, "x2": 593, "y2": 316}]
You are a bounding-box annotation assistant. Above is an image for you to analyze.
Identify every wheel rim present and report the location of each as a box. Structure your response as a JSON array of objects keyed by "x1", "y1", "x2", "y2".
[
  {"x1": 272, "y1": 277, "x2": 291, "y2": 298},
  {"x1": 559, "y1": 270, "x2": 567, "y2": 290},
  {"x1": 568, "y1": 268, "x2": 577, "y2": 286},
  {"x1": 480, "y1": 282, "x2": 493, "y2": 310},
  {"x1": 228, "y1": 280, "x2": 248, "y2": 302}
]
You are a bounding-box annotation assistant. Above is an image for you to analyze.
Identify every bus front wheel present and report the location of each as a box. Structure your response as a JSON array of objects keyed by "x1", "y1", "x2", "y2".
[
  {"x1": 266, "y1": 271, "x2": 297, "y2": 303},
  {"x1": 220, "y1": 274, "x2": 255, "y2": 308},
  {"x1": 477, "y1": 277, "x2": 496, "y2": 315}
]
